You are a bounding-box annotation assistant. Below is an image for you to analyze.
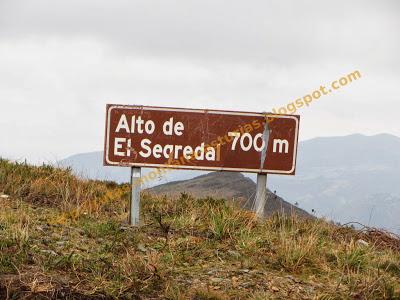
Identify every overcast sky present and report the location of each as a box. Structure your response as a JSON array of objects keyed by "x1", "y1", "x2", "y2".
[{"x1": 1, "y1": 0, "x2": 399, "y2": 163}]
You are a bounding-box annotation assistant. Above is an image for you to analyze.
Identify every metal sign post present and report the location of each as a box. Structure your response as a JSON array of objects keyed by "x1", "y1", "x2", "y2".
[
  {"x1": 129, "y1": 167, "x2": 141, "y2": 226},
  {"x1": 254, "y1": 173, "x2": 267, "y2": 218}
]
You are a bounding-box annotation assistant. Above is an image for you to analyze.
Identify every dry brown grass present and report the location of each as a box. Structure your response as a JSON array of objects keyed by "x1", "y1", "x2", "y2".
[
  {"x1": 0, "y1": 159, "x2": 399, "y2": 299},
  {"x1": 0, "y1": 159, "x2": 129, "y2": 216}
]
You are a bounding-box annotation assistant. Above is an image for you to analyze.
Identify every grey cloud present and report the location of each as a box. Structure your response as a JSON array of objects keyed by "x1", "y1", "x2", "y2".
[
  {"x1": 0, "y1": 0, "x2": 399, "y2": 66},
  {"x1": 0, "y1": 0, "x2": 399, "y2": 162}
]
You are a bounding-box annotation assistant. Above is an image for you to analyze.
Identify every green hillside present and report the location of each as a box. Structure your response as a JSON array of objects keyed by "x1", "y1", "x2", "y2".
[{"x1": 0, "y1": 159, "x2": 399, "y2": 299}]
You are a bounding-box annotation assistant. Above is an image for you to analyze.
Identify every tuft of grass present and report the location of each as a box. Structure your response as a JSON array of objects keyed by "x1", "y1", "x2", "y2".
[
  {"x1": 335, "y1": 240, "x2": 370, "y2": 273},
  {"x1": 190, "y1": 288, "x2": 229, "y2": 300},
  {"x1": 208, "y1": 203, "x2": 243, "y2": 240}
]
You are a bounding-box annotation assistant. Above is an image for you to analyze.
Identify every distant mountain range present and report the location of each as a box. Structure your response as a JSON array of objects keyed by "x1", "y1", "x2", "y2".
[
  {"x1": 60, "y1": 133, "x2": 400, "y2": 233},
  {"x1": 268, "y1": 133, "x2": 400, "y2": 233},
  {"x1": 59, "y1": 151, "x2": 209, "y2": 187}
]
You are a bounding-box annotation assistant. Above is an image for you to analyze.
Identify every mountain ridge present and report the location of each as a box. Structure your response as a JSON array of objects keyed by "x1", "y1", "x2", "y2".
[{"x1": 145, "y1": 171, "x2": 312, "y2": 218}]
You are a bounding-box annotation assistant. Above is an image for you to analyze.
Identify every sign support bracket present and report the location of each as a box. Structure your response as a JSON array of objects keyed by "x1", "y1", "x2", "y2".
[
  {"x1": 129, "y1": 167, "x2": 141, "y2": 226},
  {"x1": 254, "y1": 173, "x2": 267, "y2": 218}
]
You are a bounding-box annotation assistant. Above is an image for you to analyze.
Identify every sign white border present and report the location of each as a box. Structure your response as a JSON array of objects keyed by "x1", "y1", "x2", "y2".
[{"x1": 104, "y1": 105, "x2": 299, "y2": 174}]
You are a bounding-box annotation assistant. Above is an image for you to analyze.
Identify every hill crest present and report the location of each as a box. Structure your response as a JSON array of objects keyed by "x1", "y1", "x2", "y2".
[{"x1": 146, "y1": 171, "x2": 311, "y2": 218}]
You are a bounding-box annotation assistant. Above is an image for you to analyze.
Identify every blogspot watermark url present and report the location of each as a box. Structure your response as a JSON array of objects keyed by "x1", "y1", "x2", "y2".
[
  {"x1": 272, "y1": 70, "x2": 361, "y2": 115},
  {"x1": 133, "y1": 70, "x2": 362, "y2": 187}
]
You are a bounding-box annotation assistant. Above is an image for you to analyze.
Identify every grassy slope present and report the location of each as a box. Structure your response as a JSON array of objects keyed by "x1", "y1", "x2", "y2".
[{"x1": 0, "y1": 159, "x2": 399, "y2": 299}]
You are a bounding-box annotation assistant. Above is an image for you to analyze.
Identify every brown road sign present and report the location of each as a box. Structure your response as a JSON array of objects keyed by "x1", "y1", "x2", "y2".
[{"x1": 104, "y1": 104, "x2": 300, "y2": 175}]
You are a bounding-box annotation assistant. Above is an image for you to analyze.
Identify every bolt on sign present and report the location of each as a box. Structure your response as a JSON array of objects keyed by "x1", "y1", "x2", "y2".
[{"x1": 104, "y1": 104, "x2": 300, "y2": 174}]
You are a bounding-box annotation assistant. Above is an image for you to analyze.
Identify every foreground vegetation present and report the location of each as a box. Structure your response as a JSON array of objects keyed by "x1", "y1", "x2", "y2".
[{"x1": 0, "y1": 159, "x2": 399, "y2": 299}]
